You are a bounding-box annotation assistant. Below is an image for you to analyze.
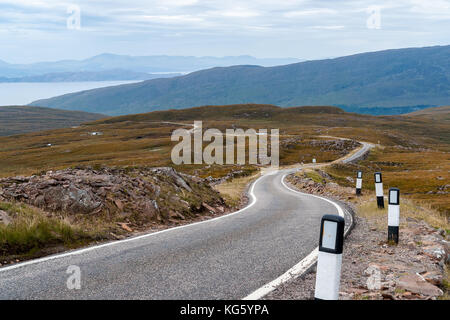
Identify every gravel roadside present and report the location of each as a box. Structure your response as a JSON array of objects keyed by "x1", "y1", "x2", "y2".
[{"x1": 264, "y1": 171, "x2": 449, "y2": 300}]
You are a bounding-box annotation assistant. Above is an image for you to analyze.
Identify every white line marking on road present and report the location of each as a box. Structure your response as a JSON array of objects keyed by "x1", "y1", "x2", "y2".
[
  {"x1": 242, "y1": 173, "x2": 351, "y2": 300},
  {"x1": 281, "y1": 174, "x2": 344, "y2": 217},
  {"x1": 243, "y1": 247, "x2": 319, "y2": 300}
]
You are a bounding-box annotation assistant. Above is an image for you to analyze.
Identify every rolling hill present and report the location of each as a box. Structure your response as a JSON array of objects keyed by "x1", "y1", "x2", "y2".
[
  {"x1": 0, "y1": 106, "x2": 106, "y2": 136},
  {"x1": 1, "y1": 103, "x2": 448, "y2": 177},
  {"x1": 0, "y1": 104, "x2": 448, "y2": 216},
  {"x1": 405, "y1": 105, "x2": 450, "y2": 121},
  {"x1": 30, "y1": 45, "x2": 450, "y2": 116}
]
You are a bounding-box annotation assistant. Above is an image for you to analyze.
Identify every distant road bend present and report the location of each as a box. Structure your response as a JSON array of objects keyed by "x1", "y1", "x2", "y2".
[{"x1": 0, "y1": 142, "x2": 372, "y2": 299}]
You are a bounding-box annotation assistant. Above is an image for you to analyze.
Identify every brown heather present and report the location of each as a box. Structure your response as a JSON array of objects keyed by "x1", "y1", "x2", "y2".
[{"x1": 0, "y1": 104, "x2": 448, "y2": 260}]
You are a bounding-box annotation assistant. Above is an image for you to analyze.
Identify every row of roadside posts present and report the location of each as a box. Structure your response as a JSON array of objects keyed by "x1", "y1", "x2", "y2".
[{"x1": 314, "y1": 171, "x2": 400, "y2": 300}]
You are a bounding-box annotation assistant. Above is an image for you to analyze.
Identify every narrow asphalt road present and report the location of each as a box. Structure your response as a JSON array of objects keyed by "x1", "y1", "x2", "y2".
[
  {"x1": 341, "y1": 142, "x2": 373, "y2": 164},
  {"x1": 0, "y1": 142, "x2": 372, "y2": 300}
]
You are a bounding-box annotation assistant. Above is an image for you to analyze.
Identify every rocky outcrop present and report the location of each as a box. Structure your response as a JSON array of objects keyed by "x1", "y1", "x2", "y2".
[
  {"x1": 396, "y1": 274, "x2": 443, "y2": 297},
  {"x1": 281, "y1": 138, "x2": 361, "y2": 157},
  {"x1": 286, "y1": 172, "x2": 328, "y2": 195},
  {"x1": 309, "y1": 139, "x2": 361, "y2": 157},
  {"x1": 0, "y1": 166, "x2": 226, "y2": 225}
]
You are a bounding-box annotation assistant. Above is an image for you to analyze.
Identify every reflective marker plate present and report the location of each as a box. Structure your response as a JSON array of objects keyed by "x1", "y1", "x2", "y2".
[
  {"x1": 389, "y1": 189, "x2": 399, "y2": 204},
  {"x1": 322, "y1": 220, "x2": 338, "y2": 250}
]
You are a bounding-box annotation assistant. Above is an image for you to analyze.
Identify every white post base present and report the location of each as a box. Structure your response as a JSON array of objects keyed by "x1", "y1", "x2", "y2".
[{"x1": 314, "y1": 251, "x2": 342, "y2": 300}]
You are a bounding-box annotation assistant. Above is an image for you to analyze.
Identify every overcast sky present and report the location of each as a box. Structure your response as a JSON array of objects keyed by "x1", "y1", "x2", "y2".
[{"x1": 0, "y1": 0, "x2": 449, "y2": 63}]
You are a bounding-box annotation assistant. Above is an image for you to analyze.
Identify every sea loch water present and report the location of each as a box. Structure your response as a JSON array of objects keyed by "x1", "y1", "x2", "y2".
[{"x1": 0, "y1": 81, "x2": 141, "y2": 106}]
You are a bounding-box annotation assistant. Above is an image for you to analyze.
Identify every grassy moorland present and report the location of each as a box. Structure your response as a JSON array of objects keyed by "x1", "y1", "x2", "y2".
[
  {"x1": 0, "y1": 104, "x2": 448, "y2": 261},
  {"x1": 326, "y1": 146, "x2": 450, "y2": 215},
  {"x1": 405, "y1": 105, "x2": 450, "y2": 120},
  {"x1": 0, "y1": 105, "x2": 357, "y2": 178},
  {"x1": 0, "y1": 103, "x2": 448, "y2": 192},
  {"x1": 1, "y1": 104, "x2": 448, "y2": 175},
  {"x1": 322, "y1": 107, "x2": 449, "y2": 217},
  {"x1": 0, "y1": 106, "x2": 106, "y2": 136}
]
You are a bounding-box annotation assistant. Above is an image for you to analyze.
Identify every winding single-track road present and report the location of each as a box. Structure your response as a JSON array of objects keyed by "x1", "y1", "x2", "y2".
[{"x1": 0, "y1": 142, "x2": 372, "y2": 299}]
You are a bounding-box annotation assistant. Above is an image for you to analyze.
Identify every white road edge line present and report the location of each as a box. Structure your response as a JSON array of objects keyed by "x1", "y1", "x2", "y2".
[
  {"x1": 242, "y1": 173, "x2": 352, "y2": 300},
  {"x1": 0, "y1": 174, "x2": 268, "y2": 273}
]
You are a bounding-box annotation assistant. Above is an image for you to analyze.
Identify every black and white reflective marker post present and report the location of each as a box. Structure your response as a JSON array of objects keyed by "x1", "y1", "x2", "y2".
[
  {"x1": 356, "y1": 171, "x2": 363, "y2": 195},
  {"x1": 374, "y1": 172, "x2": 384, "y2": 209},
  {"x1": 388, "y1": 188, "x2": 400, "y2": 244},
  {"x1": 314, "y1": 214, "x2": 345, "y2": 300}
]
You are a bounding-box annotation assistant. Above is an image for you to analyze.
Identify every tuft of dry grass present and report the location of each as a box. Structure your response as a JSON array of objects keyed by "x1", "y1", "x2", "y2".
[
  {"x1": 441, "y1": 265, "x2": 450, "y2": 300},
  {"x1": 0, "y1": 201, "x2": 104, "y2": 260},
  {"x1": 356, "y1": 194, "x2": 448, "y2": 231},
  {"x1": 214, "y1": 172, "x2": 260, "y2": 207}
]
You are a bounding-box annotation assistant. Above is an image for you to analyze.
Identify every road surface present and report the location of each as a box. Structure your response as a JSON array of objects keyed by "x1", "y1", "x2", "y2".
[{"x1": 0, "y1": 142, "x2": 371, "y2": 299}]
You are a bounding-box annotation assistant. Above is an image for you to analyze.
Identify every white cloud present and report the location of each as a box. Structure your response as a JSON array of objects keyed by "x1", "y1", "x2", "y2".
[
  {"x1": 284, "y1": 8, "x2": 337, "y2": 18},
  {"x1": 140, "y1": 15, "x2": 204, "y2": 23},
  {"x1": 214, "y1": 9, "x2": 261, "y2": 18},
  {"x1": 159, "y1": 0, "x2": 199, "y2": 6},
  {"x1": 310, "y1": 25, "x2": 345, "y2": 30},
  {"x1": 0, "y1": 0, "x2": 448, "y2": 62},
  {"x1": 409, "y1": 0, "x2": 450, "y2": 18}
]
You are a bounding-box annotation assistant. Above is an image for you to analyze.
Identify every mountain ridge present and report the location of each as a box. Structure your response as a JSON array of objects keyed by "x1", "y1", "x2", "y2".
[
  {"x1": 30, "y1": 45, "x2": 450, "y2": 116},
  {"x1": 0, "y1": 54, "x2": 301, "y2": 78}
]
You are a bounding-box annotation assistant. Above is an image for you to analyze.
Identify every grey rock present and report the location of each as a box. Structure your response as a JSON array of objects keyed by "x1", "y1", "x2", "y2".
[
  {"x1": 396, "y1": 274, "x2": 443, "y2": 297},
  {"x1": 0, "y1": 210, "x2": 12, "y2": 226}
]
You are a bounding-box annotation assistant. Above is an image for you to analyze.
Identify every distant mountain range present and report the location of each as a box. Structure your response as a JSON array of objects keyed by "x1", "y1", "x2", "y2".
[
  {"x1": 0, "y1": 54, "x2": 301, "y2": 79},
  {"x1": 31, "y1": 45, "x2": 450, "y2": 116},
  {"x1": 0, "y1": 69, "x2": 181, "y2": 83}
]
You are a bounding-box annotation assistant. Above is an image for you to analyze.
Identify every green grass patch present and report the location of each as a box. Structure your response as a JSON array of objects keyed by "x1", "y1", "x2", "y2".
[
  {"x1": 304, "y1": 169, "x2": 326, "y2": 184},
  {"x1": 0, "y1": 201, "x2": 99, "y2": 260}
]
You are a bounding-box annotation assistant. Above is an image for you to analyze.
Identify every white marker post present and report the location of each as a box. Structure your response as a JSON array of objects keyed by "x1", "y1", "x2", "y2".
[
  {"x1": 312, "y1": 158, "x2": 316, "y2": 164},
  {"x1": 374, "y1": 172, "x2": 384, "y2": 209},
  {"x1": 356, "y1": 171, "x2": 363, "y2": 195},
  {"x1": 314, "y1": 214, "x2": 345, "y2": 300},
  {"x1": 388, "y1": 188, "x2": 400, "y2": 244}
]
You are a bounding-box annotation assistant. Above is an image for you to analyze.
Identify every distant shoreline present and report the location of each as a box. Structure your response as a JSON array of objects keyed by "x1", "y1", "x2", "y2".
[{"x1": 0, "y1": 80, "x2": 142, "y2": 106}]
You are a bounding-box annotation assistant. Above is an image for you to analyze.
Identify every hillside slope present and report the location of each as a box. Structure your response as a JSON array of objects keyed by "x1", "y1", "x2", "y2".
[
  {"x1": 0, "y1": 106, "x2": 106, "y2": 136},
  {"x1": 0, "y1": 104, "x2": 448, "y2": 217},
  {"x1": 31, "y1": 45, "x2": 450, "y2": 116},
  {"x1": 1, "y1": 103, "x2": 448, "y2": 177},
  {"x1": 405, "y1": 105, "x2": 450, "y2": 121}
]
